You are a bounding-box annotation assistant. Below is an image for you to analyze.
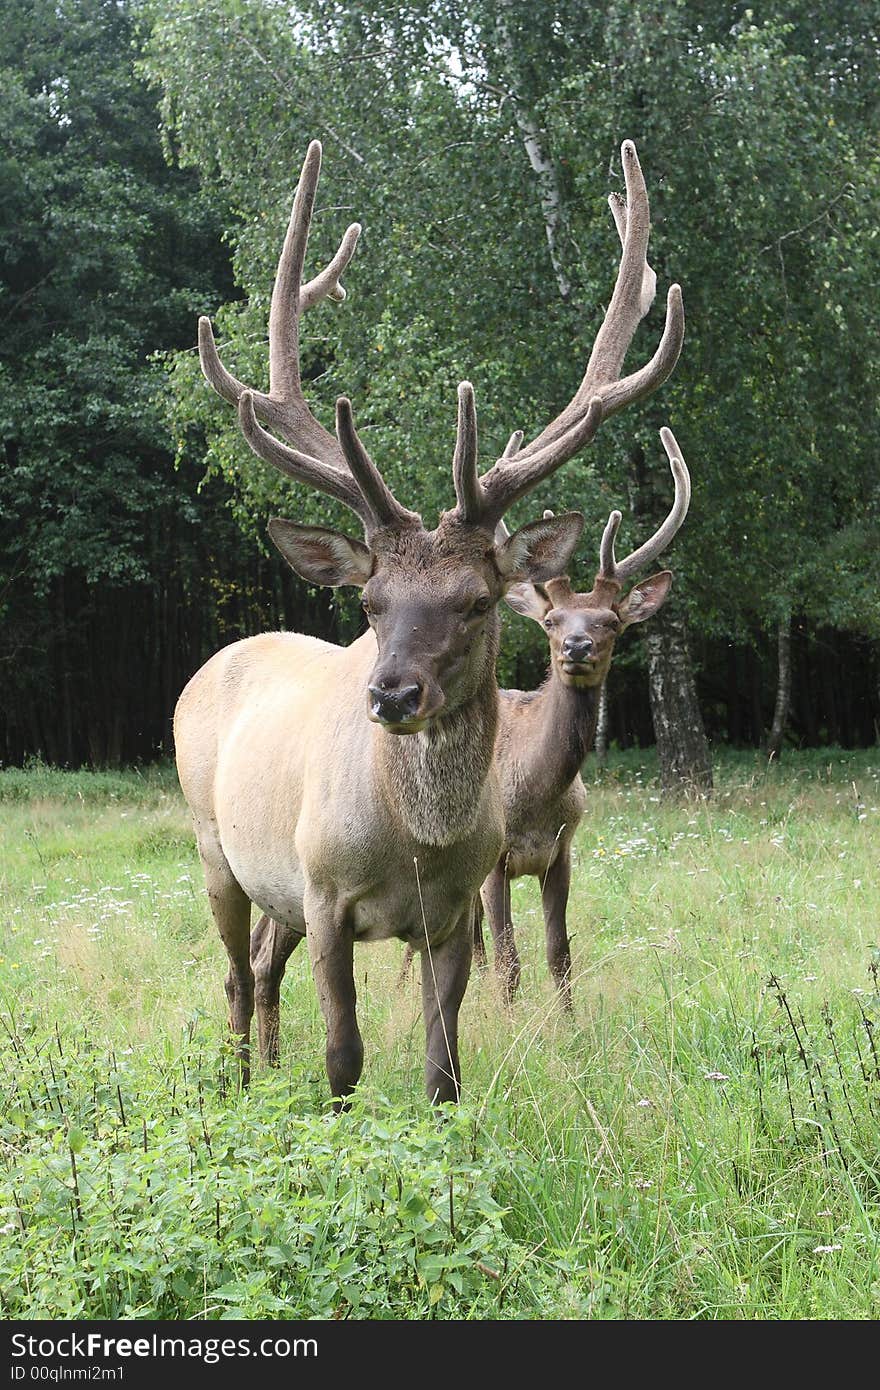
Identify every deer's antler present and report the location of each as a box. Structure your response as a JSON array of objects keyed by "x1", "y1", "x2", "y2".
[
  {"x1": 452, "y1": 141, "x2": 684, "y2": 527},
  {"x1": 199, "y1": 141, "x2": 418, "y2": 533},
  {"x1": 598, "y1": 428, "x2": 690, "y2": 583},
  {"x1": 201, "y1": 139, "x2": 684, "y2": 541}
]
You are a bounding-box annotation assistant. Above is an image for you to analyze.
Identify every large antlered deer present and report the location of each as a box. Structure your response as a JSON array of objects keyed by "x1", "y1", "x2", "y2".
[
  {"x1": 478, "y1": 430, "x2": 690, "y2": 1006},
  {"x1": 174, "y1": 138, "x2": 684, "y2": 1103}
]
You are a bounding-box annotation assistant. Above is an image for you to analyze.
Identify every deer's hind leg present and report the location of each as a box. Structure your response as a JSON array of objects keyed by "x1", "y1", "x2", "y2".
[
  {"x1": 472, "y1": 893, "x2": 487, "y2": 968},
  {"x1": 481, "y1": 858, "x2": 520, "y2": 1002},
  {"x1": 197, "y1": 844, "x2": 254, "y2": 1086},
  {"x1": 251, "y1": 914, "x2": 303, "y2": 1065}
]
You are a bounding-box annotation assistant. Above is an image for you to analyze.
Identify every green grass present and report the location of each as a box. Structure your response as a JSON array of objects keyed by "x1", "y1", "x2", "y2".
[{"x1": 1, "y1": 751, "x2": 879, "y2": 1319}]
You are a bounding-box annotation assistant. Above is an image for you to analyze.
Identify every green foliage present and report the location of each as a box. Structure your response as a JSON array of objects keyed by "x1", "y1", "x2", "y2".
[
  {"x1": 0, "y1": 0, "x2": 317, "y2": 765},
  {"x1": 4, "y1": 0, "x2": 879, "y2": 765},
  {"x1": 0, "y1": 1038, "x2": 524, "y2": 1318},
  {"x1": 141, "y1": 0, "x2": 880, "y2": 650},
  {"x1": 0, "y1": 0, "x2": 231, "y2": 588},
  {"x1": 0, "y1": 757, "x2": 178, "y2": 803}
]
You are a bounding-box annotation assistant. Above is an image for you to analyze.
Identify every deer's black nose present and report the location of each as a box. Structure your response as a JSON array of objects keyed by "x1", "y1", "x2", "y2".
[
  {"x1": 562, "y1": 635, "x2": 594, "y2": 662},
  {"x1": 368, "y1": 682, "x2": 423, "y2": 725}
]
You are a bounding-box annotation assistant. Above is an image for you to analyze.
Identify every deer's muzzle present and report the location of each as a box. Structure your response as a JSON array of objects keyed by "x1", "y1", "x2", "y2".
[{"x1": 368, "y1": 678, "x2": 443, "y2": 733}]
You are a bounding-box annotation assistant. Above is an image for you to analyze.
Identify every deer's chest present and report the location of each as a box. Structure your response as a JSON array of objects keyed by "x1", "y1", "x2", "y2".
[
  {"x1": 502, "y1": 773, "x2": 587, "y2": 876},
  {"x1": 303, "y1": 815, "x2": 503, "y2": 944}
]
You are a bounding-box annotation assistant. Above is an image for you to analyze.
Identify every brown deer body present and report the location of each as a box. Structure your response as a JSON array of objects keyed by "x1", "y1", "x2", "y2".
[
  {"x1": 482, "y1": 433, "x2": 690, "y2": 1004},
  {"x1": 174, "y1": 139, "x2": 683, "y2": 1103}
]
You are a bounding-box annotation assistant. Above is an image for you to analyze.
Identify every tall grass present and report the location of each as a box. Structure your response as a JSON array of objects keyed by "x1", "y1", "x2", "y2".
[{"x1": 1, "y1": 751, "x2": 878, "y2": 1318}]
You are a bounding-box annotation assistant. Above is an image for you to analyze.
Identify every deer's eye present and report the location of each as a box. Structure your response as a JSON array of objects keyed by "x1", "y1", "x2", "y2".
[
  {"x1": 470, "y1": 595, "x2": 491, "y2": 617},
  {"x1": 544, "y1": 616, "x2": 555, "y2": 629}
]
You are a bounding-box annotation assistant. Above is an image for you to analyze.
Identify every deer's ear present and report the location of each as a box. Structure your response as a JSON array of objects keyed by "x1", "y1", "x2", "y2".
[
  {"x1": 504, "y1": 582, "x2": 553, "y2": 622},
  {"x1": 616, "y1": 570, "x2": 672, "y2": 628},
  {"x1": 495, "y1": 511, "x2": 584, "y2": 583},
  {"x1": 268, "y1": 519, "x2": 373, "y2": 588}
]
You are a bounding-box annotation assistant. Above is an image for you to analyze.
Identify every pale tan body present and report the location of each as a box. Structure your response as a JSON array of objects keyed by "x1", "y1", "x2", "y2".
[
  {"x1": 494, "y1": 691, "x2": 590, "y2": 882},
  {"x1": 175, "y1": 625, "x2": 506, "y2": 1100},
  {"x1": 476, "y1": 676, "x2": 597, "y2": 1003},
  {"x1": 176, "y1": 628, "x2": 504, "y2": 942}
]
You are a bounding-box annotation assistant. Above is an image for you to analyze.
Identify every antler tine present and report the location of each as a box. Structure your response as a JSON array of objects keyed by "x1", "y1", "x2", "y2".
[
  {"x1": 584, "y1": 140, "x2": 656, "y2": 391},
  {"x1": 267, "y1": 139, "x2": 321, "y2": 400},
  {"x1": 199, "y1": 144, "x2": 353, "y2": 433},
  {"x1": 300, "y1": 221, "x2": 361, "y2": 309},
  {"x1": 530, "y1": 141, "x2": 681, "y2": 442},
  {"x1": 599, "y1": 428, "x2": 690, "y2": 583},
  {"x1": 336, "y1": 398, "x2": 420, "y2": 530},
  {"x1": 477, "y1": 395, "x2": 605, "y2": 522},
  {"x1": 198, "y1": 315, "x2": 248, "y2": 409},
  {"x1": 452, "y1": 383, "x2": 481, "y2": 521},
  {"x1": 238, "y1": 391, "x2": 372, "y2": 526},
  {"x1": 595, "y1": 283, "x2": 683, "y2": 418},
  {"x1": 598, "y1": 510, "x2": 623, "y2": 577},
  {"x1": 607, "y1": 189, "x2": 656, "y2": 321},
  {"x1": 501, "y1": 430, "x2": 523, "y2": 460},
  {"x1": 472, "y1": 140, "x2": 684, "y2": 526},
  {"x1": 199, "y1": 217, "x2": 360, "y2": 407}
]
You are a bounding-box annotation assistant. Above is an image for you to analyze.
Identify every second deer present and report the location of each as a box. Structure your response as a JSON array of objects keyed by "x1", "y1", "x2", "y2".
[{"x1": 482, "y1": 428, "x2": 690, "y2": 1006}]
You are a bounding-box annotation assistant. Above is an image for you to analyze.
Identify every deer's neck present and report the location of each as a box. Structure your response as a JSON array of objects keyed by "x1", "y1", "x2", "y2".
[
  {"x1": 518, "y1": 672, "x2": 601, "y2": 797},
  {"x1": 378, "y1": 681, "x2": 499, "y2": 849}
]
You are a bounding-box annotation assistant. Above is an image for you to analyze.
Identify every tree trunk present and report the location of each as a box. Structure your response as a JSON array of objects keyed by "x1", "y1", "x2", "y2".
[
  {"x1": 644, "y1": 605, "x2": 712, "y2": 795},
  {"x1": 766, "y1": 614, "x2": 792, "y2": 760},
  {"x1": 594, "y1": 682, "x2": 609, "y2": 764},
  {"x1": 493, "y1": 2, "x2": 573, "y2": 302}
]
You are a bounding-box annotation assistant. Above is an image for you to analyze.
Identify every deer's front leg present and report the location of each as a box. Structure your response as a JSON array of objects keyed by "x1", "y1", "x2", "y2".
[
  {"x1": 541, "y1": 846, "x2": 573, "y2": 1007},
  {"x1": 306, "y1": 896, "x2": 363, "y2": 1104},
  {"x1": 480, "y1": 859, "x2": 520, "y2": 1002},
  {"x1": 421, "y1": 913, "x2": 472, "y2": 1104}
]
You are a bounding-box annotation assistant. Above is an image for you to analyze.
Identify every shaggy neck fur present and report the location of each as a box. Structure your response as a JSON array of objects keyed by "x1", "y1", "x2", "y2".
[{"x1": 378, "y1": 622, "x2": 500, "y2": 847}]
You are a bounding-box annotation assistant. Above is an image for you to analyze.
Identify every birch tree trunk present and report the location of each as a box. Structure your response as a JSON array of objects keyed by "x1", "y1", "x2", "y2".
[
  {"x1": 644, "y1": 605, "x2": 713, "y2": 794},
  {"x1": 493, "y1": 2, "x2": 572, "y2": 302},
  {"x1": 766, "y1": 613, "x2": 792, "y2": 760},
  {"x1": 507, "y1": 102, "x2": 572, "y2": 301},
  {"x1": 594, "y1": 682, "x2": 610, "y2": 764}
]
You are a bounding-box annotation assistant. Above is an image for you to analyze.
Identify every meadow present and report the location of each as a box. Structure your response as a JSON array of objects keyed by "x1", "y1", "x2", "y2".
[{"x1": 0, "y1": 750, "x2": 878, "y2": 1320}]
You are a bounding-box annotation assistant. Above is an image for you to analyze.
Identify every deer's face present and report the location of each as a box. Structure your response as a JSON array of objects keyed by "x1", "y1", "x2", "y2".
[
  {"x1": 505, "y1": 571, "x2": 673, "y2": 691},
  {"x1": 360, "y1": 539, "x2": 497, "y2": 732},
  {"x1": 542, "y1": 597, "x2": 621, "y2": 689},
  {"x1": 268, "y1": 511, "x2": 585, "y2": 734}
]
